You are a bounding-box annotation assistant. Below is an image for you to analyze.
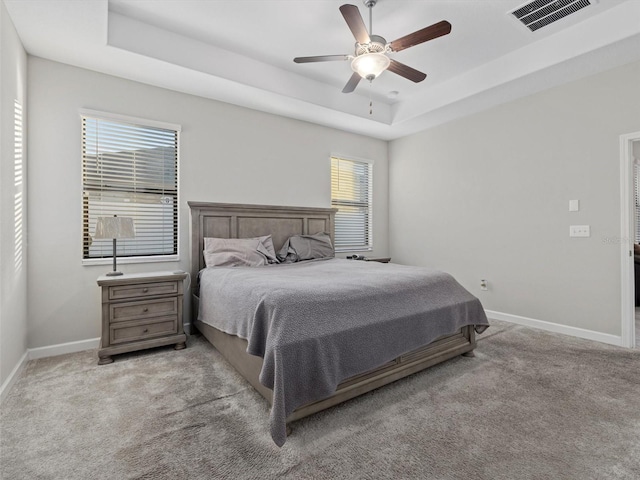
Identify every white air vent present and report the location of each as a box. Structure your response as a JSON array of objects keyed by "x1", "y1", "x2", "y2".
[{"x1": 510, "y1": 0, "x2": 596, "y2": 32}]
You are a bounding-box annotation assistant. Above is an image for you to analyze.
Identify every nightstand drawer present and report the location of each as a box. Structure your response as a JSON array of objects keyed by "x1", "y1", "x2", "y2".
[
  {"x1": 110, "y1": 298, "x2": 178, "y2": 323},
  {"x1": 109, "y1": 281, "x2": 178, "y2": 301},
  {"x1": 110, "y1": 317, "x2": 178, "y2": 344}
]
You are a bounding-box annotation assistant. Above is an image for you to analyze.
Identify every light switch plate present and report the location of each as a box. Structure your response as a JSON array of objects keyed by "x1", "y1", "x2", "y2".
[
  {"x1": 569, "y1": 225, "x2": 590, "y2": 237},
  {"x1": 569, "y1": 200, "x2": 579, "y2": 212}
]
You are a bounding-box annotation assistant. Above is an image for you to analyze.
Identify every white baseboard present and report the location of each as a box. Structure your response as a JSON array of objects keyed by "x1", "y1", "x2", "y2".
[
  {"x1": 485, "y1": 310, "x2": 623, "y2": 347},
  {"x1": 27, "y1": 325, "x2": 194, "y2": 360},
  {"x1": 0, "y1": 351, "x2": 29, "y2": 404},
  {"x1": 28, "y1": 337, "x2": 101, "y2": 360}
]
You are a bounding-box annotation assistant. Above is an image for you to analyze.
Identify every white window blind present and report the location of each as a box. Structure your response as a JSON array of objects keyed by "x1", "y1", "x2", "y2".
[
  {"x1": 82, "y1": 114, "x2": 179, "y2": 260},
  {"x1": 331, "y1": 156, "x2": 373, "y2": 252}
]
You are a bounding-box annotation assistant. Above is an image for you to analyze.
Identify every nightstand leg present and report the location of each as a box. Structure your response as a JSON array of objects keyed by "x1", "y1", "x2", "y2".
[
  {"x1": 98, "y1": 355, "x2": 113, "y2": 365},
  {"x1": 175, "y1": 342, "x2": 186, "y2": 350},
  {"x1": 462, "y1": 350, "x2": 475, "y2": 358}
]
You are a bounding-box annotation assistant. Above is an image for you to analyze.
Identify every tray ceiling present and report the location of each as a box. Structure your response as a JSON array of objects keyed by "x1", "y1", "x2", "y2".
[{"x1": 5, "y1": 0, "x2": 640, "y2": 140}]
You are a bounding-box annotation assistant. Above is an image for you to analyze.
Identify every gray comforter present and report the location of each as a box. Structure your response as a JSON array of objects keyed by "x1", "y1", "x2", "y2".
[{"x1": 198, "y1": 258, "x2": 489, "y2": 446}]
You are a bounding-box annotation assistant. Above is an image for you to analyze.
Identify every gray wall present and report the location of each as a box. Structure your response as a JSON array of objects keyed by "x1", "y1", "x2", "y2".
[
  {"x1": 27, "y1": 57, "x2": 389, "y2": 349},
  {"x1": 0, "y1": 0, "x2": 28, "y2": 387},
  {"x1": 389, "y1": 60, "x2": 640, "y2": 336}
]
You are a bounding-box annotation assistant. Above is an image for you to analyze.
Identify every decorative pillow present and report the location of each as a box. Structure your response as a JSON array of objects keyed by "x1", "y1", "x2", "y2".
[
  {"x1": 277, "y1": 232, "x2": 334, "y2": 263},
  {"x1": 204, "y1": 235, "x2": 278, "y2": 267}
]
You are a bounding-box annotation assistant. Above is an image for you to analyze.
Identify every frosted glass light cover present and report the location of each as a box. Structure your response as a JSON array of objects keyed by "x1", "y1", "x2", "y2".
[
  {"x1": 94, "y1": 216, "x2": 135, "y2": 239},
  {"x1": 351, "y1": 53, "x2": 390, "y2": 79}
]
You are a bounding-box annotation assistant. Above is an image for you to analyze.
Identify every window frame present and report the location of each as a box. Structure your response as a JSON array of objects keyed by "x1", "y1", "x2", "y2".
[
  {"x1": 330, "y1": 155, "x2": 374, "y2": 253},
  {"x1": 80, "y1": 109, "x2": 182, "y2": 266}
]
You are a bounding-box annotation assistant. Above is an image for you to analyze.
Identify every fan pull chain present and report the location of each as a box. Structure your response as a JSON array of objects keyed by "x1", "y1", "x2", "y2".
[{"x1": 369, "y1": 80, "x2": 373, "y2": 115}]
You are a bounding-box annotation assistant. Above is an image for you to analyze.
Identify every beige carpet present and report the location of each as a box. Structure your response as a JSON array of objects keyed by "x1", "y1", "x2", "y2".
[{"x1": 1, "y1": 320, "x2": 639, "y2": 480}]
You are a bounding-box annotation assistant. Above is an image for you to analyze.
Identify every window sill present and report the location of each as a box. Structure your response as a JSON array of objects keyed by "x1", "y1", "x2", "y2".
[
  {"x1": 82, "y1": 255, "x2": 179, "y2": 267},
  {"x1": 335, "y1": 248, "x2": 373, "y2": 253}
]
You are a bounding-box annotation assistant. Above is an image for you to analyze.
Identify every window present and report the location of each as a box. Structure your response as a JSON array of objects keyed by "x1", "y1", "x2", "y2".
[
  {"x1": 82, "y1": 111, "x2": 180, "y2": 261},
  {"x1": 331, "y1": 156, "x2": 373, "y2": 252}
]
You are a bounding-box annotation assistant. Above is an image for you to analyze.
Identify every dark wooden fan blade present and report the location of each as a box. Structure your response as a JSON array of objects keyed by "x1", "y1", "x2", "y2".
[
  {"x1": 339, "y1": 4, "x2": 370, "y2": 44},
  {"x1": 342, "y1": 72, "x2": 362, "y2": 93},
  {"x1": 294, "y1": 55, "x2": 350, "y2": 63},
  {"x1": 387, "y1": 59, "x2": 427, "y2": 83},
  {"x1": 389, "y1": 20, "x2": 452, "y2": 52}
]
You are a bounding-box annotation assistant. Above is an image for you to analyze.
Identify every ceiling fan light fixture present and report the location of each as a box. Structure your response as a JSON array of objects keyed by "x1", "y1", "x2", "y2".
[
  {"x1": 351, "y1": 52, "x2": 390, "y2": 80},
  {"x1": 294, "y1": 3, "x2": 450, "y2": 94}
]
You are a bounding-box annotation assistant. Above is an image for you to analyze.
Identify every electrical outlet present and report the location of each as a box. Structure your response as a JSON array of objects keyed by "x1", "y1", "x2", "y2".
[
  {"x1": 569, "y1": 225, "x2": 590, "y2": 237},
  {"x1": 480, "y1": 279, "x2": 488, "y2": 291}
]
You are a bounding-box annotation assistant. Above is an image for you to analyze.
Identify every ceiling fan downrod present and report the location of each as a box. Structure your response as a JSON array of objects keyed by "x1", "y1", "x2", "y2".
[{"x1": 364, "y1": 0, "x2": 377, "y2": 35}]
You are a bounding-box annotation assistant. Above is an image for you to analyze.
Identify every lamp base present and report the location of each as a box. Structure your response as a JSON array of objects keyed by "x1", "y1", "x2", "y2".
[{"x1": 106, "y1": 271, "x2": 123, "y2": 276}]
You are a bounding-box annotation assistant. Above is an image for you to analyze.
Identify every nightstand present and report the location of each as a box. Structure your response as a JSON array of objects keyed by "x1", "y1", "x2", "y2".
[{"x1": 97, "y1": 271, "x2": 188, "y2": 365}]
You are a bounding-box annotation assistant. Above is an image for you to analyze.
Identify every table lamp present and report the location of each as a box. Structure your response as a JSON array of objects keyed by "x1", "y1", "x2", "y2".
[{"x1": 94, "y1": 215, "x2": 135, "y2": 276}]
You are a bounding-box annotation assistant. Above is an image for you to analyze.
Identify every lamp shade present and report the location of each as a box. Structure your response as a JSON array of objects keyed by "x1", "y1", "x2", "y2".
[
  {"x1": 94, "y1": 216, "x2": 135, "y2": 240},
  {"x1": 351, "y1": 53, "x2": 390, "y2": 80}
]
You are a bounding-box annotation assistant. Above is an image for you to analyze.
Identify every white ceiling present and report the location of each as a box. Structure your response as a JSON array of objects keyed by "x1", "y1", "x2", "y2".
[{"x1": 5, "y1": 0, "x2": 640, "y2": 140}]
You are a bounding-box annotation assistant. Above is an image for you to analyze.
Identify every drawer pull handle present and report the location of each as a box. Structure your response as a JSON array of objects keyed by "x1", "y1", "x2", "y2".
[
  {"x1": 143, "y1": 328, "x2": 149, "y2": 333},
  {"x1": 143, "y1": 308, "x2": 149, "y2": 313},
  {"x1": 142, "y1": 288, "x2": 149, "y2": 293}
]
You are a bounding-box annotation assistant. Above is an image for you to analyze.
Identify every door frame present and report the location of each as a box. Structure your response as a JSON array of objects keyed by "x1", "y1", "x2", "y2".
[{"x1": 620, "y1": 131, "x2": 640, "y2": 348}]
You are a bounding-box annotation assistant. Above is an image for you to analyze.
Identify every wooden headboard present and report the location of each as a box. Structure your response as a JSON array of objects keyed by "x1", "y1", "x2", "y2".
[{"x1": 188, "y1": 201, "x2": 336, "y2": 280}]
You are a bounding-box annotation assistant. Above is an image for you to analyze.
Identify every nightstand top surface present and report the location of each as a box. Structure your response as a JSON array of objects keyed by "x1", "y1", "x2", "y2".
[{"x1": 97, "y1": 270, "x2": 188, "y2": 286}]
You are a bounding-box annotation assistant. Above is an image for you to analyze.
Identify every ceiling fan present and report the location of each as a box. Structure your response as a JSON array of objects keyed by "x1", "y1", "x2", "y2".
[{"x1": 293, "y1": 0, "x2": 452, "y2": 94}]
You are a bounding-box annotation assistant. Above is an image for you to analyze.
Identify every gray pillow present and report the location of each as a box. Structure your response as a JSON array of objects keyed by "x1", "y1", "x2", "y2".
[
  {"x1": 257, "y1": 235, "x2": 278, "y2": 262},
  {"x1": 204, "y1": 235, "x2": 278, "y2": 267},
  {"x1": 277, "y1": 232, "x2": 334, "y2": 262}
]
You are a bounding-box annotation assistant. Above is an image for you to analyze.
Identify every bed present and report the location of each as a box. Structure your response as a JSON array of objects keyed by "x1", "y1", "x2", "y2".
[{"x1": 189, "y1": 201, "x2": 489, "y2": 446}]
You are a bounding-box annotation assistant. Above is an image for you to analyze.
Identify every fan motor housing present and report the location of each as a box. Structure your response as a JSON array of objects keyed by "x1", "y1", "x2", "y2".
[{"x1": 355, "y1": 34, "x2": 388, "y2": 56}]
